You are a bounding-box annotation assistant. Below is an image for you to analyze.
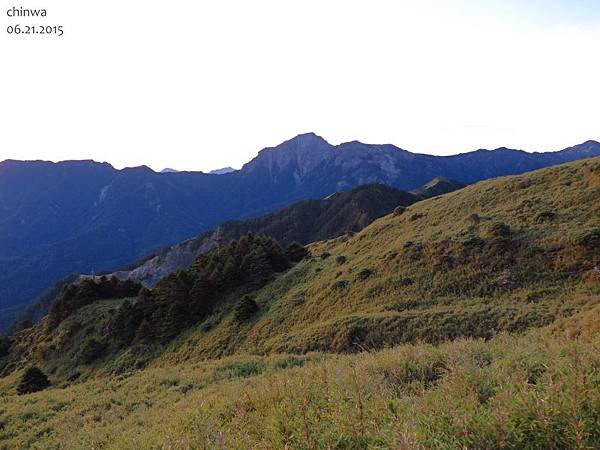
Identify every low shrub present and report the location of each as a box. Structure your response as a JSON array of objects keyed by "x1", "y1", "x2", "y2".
[
  {"x1": 67, "y1": 371, "x2": 81, "y2": 382},
  {"x1": 467, "y1": 213, "x2": 481, "y2": 225},
  {"x1": 409, "y1": 212, "x2": 426, "y2": 221},
  {"x1": 233, "y1": 296, "x2": 259, "y2": 322},
  {"x1": 393, "y1": 206, "x2": 406, "y2": 216},
  {"x1": 285, "y1": 242, "x2": 309, "y2": 262},
  {"x1": 215, "y1": 361, "x2": 265, "y2": 380},
  {"x1": 574, "y1": 228, "x2": 600, "y2": 250},
  {"x1": 332, "y1": 280, "x2": 349, "y2": 290},
  {"x1": 335, "y1": 255, "x2": 347, "y2": 265},
  {"x1": 356, "y1": 268, "x2": 374, "y2": 281},
  {"x1": 79, "y1": 338, "x2": 107, "y2": 364},
  {"x1": 487, "y1": 222, "x2": 511, "y2": 238},
  {"x1": 17, "y1": 367, "x2": 50, "y2": 395},
  {"x1": 535, "y1": 211, "x2": 557, "y2": 223}
]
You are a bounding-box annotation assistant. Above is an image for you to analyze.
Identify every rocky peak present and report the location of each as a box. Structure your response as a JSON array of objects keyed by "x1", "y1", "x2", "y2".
[{"x1": 242, "y1": 132, "x2": 333, "y2": 176}]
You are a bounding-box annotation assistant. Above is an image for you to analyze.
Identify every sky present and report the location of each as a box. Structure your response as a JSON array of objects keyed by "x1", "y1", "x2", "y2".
[{"x1": 1, "y1": 0, "x2": 599, "y2": 172}]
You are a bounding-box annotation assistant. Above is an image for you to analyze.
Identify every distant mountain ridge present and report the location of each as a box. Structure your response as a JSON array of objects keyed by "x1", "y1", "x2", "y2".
[{"x1": 1, "y1": 135, "x2": 599, "y2": 329}]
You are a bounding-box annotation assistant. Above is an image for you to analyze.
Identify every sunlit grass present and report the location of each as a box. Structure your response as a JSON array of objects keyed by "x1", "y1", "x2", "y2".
[{"x1": 1, "y1": 307, "x2": 599, "y2": 449}]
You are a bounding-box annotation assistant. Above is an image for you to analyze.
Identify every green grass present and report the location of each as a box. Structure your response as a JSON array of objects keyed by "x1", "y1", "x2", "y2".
[{"x1": 0, "y1": 306, "x2": 598, "y2": 449}]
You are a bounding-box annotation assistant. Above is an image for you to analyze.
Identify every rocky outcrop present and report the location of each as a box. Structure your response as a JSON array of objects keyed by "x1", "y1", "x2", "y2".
[{"x1": 81, "y1": 230, "x2": 220, "y2": 288}]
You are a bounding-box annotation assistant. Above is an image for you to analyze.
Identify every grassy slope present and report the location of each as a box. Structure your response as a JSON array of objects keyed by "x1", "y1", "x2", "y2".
[
  {"x1": 1, "y1": 157, "x2": 599, "y2": 448},
  {"x1": 0, "y1": 306, "x2": 598, "y2": 449},
  {"x1": 160, "y1": 156, "x2": 599, "y2": 361}
]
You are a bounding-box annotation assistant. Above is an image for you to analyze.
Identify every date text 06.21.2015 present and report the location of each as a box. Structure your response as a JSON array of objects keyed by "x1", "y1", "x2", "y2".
[
  {"x1": 7, "y1": 24, "x2": 64, "y2": 37},
  {"x1": 5, "y1": 6, "x2": 65, "y2": 37}
]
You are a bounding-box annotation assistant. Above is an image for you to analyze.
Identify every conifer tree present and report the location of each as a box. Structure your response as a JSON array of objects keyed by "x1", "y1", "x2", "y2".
[
  {"x1": 133, "y1": 319, "x2": 153, "y2": 347},
  {"x1": 17, "y1": 366, "x2": 50, "y2": 395}
]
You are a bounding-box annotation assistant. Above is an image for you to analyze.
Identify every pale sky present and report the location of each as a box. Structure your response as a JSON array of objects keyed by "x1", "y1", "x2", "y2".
[{"x1": 1, "y1": 0, "x2": 599, "y2": 172}]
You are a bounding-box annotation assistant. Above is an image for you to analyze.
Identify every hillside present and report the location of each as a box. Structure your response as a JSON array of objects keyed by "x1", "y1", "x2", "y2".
[
  {"x1": 3, "y1": 156, "x2": 598, "y2": 374},
  {"x1": 15, "y1": 183, "x2": 420, "y2": 326},
  {"x1": 161, "y1": 156, "x2": 600, "y2": 359},
  {"x1": 0, "y1": 157, "x2": 598, "y2": 448},
  {"x1": 1, "y1": 135, "x2": 599, "y2": 330},
  {"x1": 1, "y1": 309, "x2": 598, "y2": 449},
  {"x1": 91, "y1": 183, "x2": 419, "y2": 289},
  {"x1": 413, "y1": 176, "x2": 466, "y2": 198}
]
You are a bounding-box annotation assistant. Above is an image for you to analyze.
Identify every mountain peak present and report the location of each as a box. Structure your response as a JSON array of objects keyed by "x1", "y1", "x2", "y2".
[
  {"x1": 209, "y1": 167, "x2": 236, "y2": 175},
  {"x1": 288, "y1": 132, "x2": 329, "y2": 145},
  {"x1": 243, "y1": 132, "x2": 332, "y2": 174},
  {"x1": 573, "y1": 140, "x2": 600, "y2": 150},
  {"x1": 120, "y1": 165, "x2": 155, "y2": 174}
]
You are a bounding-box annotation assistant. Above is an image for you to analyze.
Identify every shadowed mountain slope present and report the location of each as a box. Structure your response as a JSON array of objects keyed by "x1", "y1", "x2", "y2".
[{"x1": 17, "y1": 184, "x2": 421, "y2": 325}]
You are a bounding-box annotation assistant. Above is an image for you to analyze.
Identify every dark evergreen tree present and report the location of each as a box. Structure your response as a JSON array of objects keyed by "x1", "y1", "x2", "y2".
[
  {"x1": 110, "y1": 299, "x2": 144, "y2": 346},
  {"x1": 48, "y1": 277, "x2": 142, "y2": 328},
  {"x1": 79, "y1": 338, "x2": 107, "y2": 364},
  {"x1": 233, "y1": 295, "x2": 259, "y2": 322},
  {"x1": 285, "y1": 242, "x2": 309, "y2": 262},
  {"x1": 17, "y1": 366, "x2": 50, "y2": 395},
  {"x1": 133, "y1": 319, "x2": 153, "y2": 347},
  {"x1": 100, "y1": 234, "x2": 306, "y2": 349}
]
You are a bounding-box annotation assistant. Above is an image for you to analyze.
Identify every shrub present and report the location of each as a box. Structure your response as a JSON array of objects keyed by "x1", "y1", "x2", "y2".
[
  {"x1": 274, "y1": 356, "x2": 307, "y2": 369},
  {"x1": 17, "y1": 367, "x2": 50, "y2": 395},
  {"x1": 332, "y1": 280, "x2": 349, "y2": 290},
  {"x1": 336, "y1": 255, "x2": 347, "y2": 265},
  {"x1": 574, "y1": 228, "x2": 600, "y2": 250},
  {"x1": 79, "y1": 338, "x2": 107, "y2": 364},
  {"x1": 233, "y1": 296, "x2": 259, "y2": 322},
  {"x1": 462, "y1": 236, "x2": 486, "y2": 248},
  {"x1": 535, "y1": 211, "x2": 556, "y2": 223},
  {"x1": 467, "y1": 213, "x2": 481, "y2": 225},
  {"x1": 397, "y1": 277, "x2": 414, "y2": 287},
  {"x1": 487, "y1": 222, "x2": 511, "y2": 238},
  {"x1": 133, "y1": 319, "x2": 153, "y2": 347},
  {"x1": 67, "y1": 371, "x2": 81, "y2": 382},
  {"x1": 215, "y1": 361, "x2": 265, "y2": 380},
  {"x1": 285, "y1": 242, "x2": 309, "y2": 262},
  {"x1": 356, "y1": 268, "x2": 374, "y2": 281},
  {"x1": 393, "y1": 206, "x2": 406, "y2": 216},
  {"x1": 320, "y1": 252, "x2": 331, "y2": 259}
]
